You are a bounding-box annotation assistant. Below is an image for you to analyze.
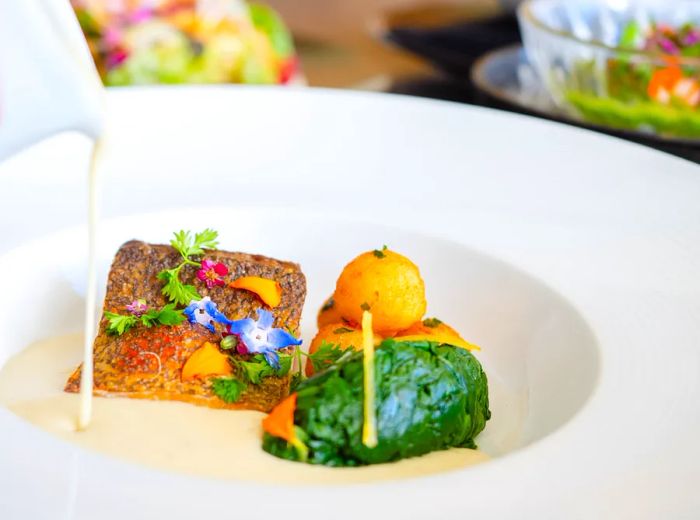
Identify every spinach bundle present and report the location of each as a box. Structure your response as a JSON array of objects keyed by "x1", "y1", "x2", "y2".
[{"x1": 262, "y1": 339, "x2": 490, "y2": 466}]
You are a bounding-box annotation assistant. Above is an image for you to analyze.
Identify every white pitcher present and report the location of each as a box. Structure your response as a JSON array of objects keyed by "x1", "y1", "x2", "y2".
[{"x1": 0, "y1": 0, "x2": 104, "y2": 160}]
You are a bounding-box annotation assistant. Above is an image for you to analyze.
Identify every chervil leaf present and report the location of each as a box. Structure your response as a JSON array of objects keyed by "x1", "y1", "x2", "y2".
[
  {"x1": 158, "y1": 268, "x2": 200, "y2": 306},
  {"x1": 170, "y1": 230, "x2": 193, "y2": 258},
  {"x1": 104, "y1": 312, "x2": 138, "y2": 335},
  {"x1": 211, "y1": 377, "x2": 247, "y2": 403},
  {"x1": 307, "y1": 341, "x2": 346, "y2": 372},
  {"x1": 140, "y1": 309, "x2": 160, "y2": 328},
  {"x1": 170, "y1": 229, "x2": 218, "y2": 259},
  {"x1": 157, "y1": 303, "x2": 186, "y2": 326},
  {"x1": 192, "y1": 228, "x2": 219, "y2": 254}
]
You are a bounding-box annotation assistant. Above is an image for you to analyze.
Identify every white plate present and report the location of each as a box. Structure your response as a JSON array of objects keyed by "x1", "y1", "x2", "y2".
[{"x1": 1, "y1": 86, "x2": 700, "y2": 518}]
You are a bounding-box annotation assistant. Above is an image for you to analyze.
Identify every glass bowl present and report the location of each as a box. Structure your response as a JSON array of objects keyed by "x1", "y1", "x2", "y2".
[{"x1": 518, "y1": 0, "x2": 700, "y2": 139}]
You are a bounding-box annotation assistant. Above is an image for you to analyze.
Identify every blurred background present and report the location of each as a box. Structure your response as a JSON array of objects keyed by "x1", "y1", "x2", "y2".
[{"x1": 70, "y1": 0, "x2": 700, "y2": 162}]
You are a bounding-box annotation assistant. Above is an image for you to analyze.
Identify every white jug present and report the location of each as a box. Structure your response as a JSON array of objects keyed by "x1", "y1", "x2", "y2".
[{"x1": 0, "y1": 0, "x2": 104, "y2": 160}]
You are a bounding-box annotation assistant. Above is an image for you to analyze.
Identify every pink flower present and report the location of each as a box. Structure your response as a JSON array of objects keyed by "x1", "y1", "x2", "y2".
[
  {"x1": 126, "y1": 299, "x2": 149, "y2": 316},
  {"x1": 196, "y1": 259, "x2": 228, "y2": 288}
]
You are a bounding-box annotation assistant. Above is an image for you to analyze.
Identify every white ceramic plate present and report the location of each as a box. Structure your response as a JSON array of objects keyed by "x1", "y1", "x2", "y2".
[{"x1": 1, "y1": 87, "x2": 699, "y2": 519}]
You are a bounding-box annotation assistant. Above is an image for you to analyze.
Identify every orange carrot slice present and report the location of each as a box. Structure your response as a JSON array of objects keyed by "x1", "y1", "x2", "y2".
[
  {"x1": 263, "y1": 393, "x2": 297, "y2": 443},
  {"x1": 229, "y1": 276, "x2": 282, "y2": 308},
  {"x1": 181, "y1": 342, "x2": 232, "y2": 381}
]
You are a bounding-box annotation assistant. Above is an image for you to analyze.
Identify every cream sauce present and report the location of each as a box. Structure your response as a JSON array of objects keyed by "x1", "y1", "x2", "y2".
[{"x1": 0, "y1": 334, "x2": 490, "y2": 484}]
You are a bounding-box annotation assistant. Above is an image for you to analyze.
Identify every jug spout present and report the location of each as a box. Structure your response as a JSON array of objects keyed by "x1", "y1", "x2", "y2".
[{"x1": 0, "y1": 0, "x2": 104, "y2": 160}]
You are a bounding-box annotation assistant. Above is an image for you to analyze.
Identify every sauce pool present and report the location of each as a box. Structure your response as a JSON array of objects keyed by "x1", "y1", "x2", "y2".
[{"x1": 0, "y1": 334, "x2": 490, "y2": 484}]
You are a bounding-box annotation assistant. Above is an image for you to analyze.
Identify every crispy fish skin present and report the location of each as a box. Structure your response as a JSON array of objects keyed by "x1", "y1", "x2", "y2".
[{"x1": 65, "y1": 240, "x2": 306, "y2": 412}]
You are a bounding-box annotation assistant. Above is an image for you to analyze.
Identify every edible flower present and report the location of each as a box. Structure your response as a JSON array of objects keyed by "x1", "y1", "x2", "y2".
[
  {"x1": 197, "y1": 259, "x2": 229, "y2": 288},
  {"x1": 227, "y1": 309, "x2": 302, "y2": 369},
  {"x1": 183, "y1": 297, "x2": 232, "y2": 333},
  {"x1": 126, "y1": 298, "x2": 149, "y2": 317}
]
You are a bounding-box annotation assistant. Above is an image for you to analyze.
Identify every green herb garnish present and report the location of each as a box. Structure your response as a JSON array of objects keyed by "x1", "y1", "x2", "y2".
[
  {"x1": 157, "y1": 229, "x2": 219, "y2": 306},
  {"x1": 211, "y1": 377, "x2": 247, "y2": 403},
  {"x1": 306, "y1": 341, "x2": 346, "y2": 373},
  {"x1": 422, "y1": 317, "x2": 443, "y2": 328},
  {"x1": 105, "y1": 303, "x2": 185, "y2": 336},
  {"x1": 372, "y1": 245, "x2": 388, "y2": 258},
  {"x1": 231, "y1": 353, "x2": 293, "y2": 385},
  {"x1": 360, "y1": 302, "x2": 371, "y2": 312},
  {"x1": 332, "y1": 327, "x2": 354, "y2": 334}
]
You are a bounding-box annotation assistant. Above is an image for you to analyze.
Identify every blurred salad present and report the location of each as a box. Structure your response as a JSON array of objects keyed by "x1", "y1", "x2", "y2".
[
  {"x1": 72, "y1": 0, "x2": 298, "y2": 86},
  {"x1": 565, "y1": 21, "x2": 700, "y2": 138}
]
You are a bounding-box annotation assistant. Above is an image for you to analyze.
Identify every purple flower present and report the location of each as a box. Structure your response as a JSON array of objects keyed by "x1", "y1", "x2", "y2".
[
  {"x1": 126, "y1": 299, "x2": 149, "y2": 317},
  {"x1": 226, "y1": 309, "x2": 302, "y2": 369},
  {"x1": 183, "y1": 297, "x2": 232, "y2": 333},
  {"x1": 683, "y1": 30, "x2": 700, "y2": 46}
]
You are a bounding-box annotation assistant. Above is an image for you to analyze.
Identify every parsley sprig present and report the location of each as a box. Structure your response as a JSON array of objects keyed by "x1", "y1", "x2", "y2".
[
  {"x1": 157, "y1": 229, "x2": 219, "y2": 306},
  {"x1": 105, "y1": 303, "x2": 185, "y2": 335}
]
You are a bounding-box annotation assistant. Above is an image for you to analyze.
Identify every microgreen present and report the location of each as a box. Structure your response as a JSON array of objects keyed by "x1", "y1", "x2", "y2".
[
  {"x1": 372, "y1": 245, "x2": 388, "y2": 259},
  {"x1": 105, "y1": 303, "x2": 185, "y2": 335},
  {"x1": 158, "y1": 229, "x2": 219, "y2": 306}
]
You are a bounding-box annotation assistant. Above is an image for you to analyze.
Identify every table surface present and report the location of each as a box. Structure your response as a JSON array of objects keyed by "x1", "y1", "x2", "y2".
[{"x1": 286, "y1": 2, "x2": 700, "y2": 164}]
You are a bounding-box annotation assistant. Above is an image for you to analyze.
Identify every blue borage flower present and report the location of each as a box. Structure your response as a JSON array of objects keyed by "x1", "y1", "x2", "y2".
[
  {"x1": 227, "y1": 309, "x2": 302, "y2": 369},
  {"x1": 183, "y1": 297, "x2": 232, "y2": 333}
]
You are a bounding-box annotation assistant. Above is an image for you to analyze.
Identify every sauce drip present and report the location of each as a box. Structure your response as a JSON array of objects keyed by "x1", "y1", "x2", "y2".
[{"x1": 78, "y1": 139, "x2": 102, "y2": 429}]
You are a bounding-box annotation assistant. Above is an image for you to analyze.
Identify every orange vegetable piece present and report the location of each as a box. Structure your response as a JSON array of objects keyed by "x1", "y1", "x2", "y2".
[
  {"x1": 229, "y1": 276, "x2": 282, "y2": 308},
  {"x1": 262, "y1": 393, "x2": 297, "y2": 443},
  {"x1": 648, "y1": 66, "x2": 682, "y2": 103},
  {"x1": 181, "y1": 342, "x2": 232, "y2": 381}
]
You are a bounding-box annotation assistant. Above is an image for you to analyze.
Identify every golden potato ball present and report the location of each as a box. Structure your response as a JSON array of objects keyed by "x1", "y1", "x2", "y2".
[
  {"x1": 316, "y1": 294, "x2": 347, "y2": 329},
  {"x1": 334, "y1": 249, "x2": 426, "y2": 334}
]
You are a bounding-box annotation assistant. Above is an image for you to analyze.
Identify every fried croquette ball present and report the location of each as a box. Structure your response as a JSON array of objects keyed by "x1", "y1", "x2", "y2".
[
  {"x1": 317, "y1": 294, "x2": 346, "y2": 329},
  {"x1": 333, "y1": 249, "x2": 426, "y2": 334}
]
